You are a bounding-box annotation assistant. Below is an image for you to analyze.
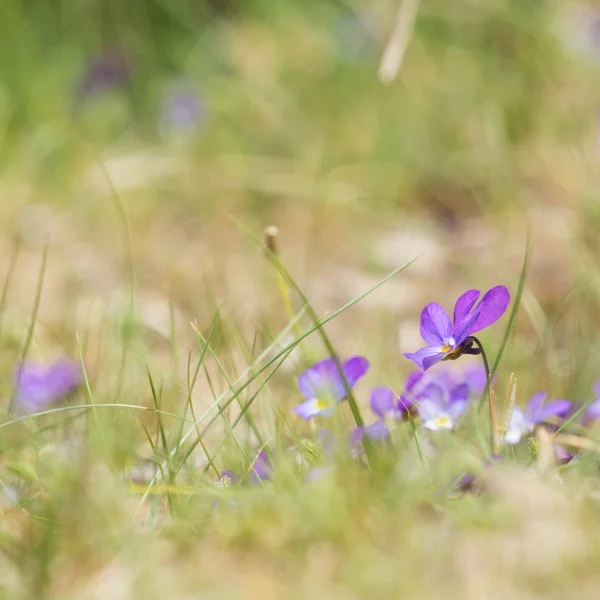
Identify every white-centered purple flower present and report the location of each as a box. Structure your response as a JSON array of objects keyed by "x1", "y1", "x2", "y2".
[
  {"x1": 504, "y1": 392, "x2": 571, "y2": 445},
  {"x1": 404, "y1": 287, "x2": 510, "y2": 371},
  {"x1": 417, "y1": 381, "x2": 470, "y2": 431},
  {"x1": 293, "y1": 356, "x2": 370, "y2": 420},
  {"x1": 15, "y1": 359, "x2": 81, "y2": 414}
]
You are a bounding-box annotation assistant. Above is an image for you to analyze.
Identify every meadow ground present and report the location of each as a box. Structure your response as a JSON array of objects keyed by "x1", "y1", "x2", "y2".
[{"x1": 2, "y1": 1, "x2": 600, "y2": 598}]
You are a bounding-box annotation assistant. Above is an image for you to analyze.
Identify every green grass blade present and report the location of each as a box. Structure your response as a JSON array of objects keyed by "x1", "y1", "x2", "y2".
[{"x1": 478, "y1": 232, "x2": 531, "y2": 412}]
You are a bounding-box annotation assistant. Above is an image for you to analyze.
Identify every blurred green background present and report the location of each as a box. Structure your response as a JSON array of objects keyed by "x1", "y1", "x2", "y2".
[
  {"x1": 0, "y1": 0, "x2": 600, "y2": 390},
  {"x1": 0, "y1": 0, "x2": 598, "y2": 368},
  {"x1": 2, "y1": 0, "x2": 600, "y2": 409}
]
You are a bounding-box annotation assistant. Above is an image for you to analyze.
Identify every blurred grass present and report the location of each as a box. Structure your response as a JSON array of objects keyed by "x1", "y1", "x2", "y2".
[{"x1": 2, "y1": 0, "x2": 600, "y2": 598}]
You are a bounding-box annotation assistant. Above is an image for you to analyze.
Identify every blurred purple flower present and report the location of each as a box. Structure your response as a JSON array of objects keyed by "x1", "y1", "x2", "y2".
[
  {"x1": 161, "y1": 85, "x2": 205, "y2": 134},
  {"x1": 76, "y1": 49, "x2": 130, "y2": 101},
  {"x1": 463, "y1": 365, "x2": 491, "y2": 396},
  {"x1": 553, "y1": 443, "x2": 577, "y2": 465},
  {"x1": 293, "y1": 356, "x2": 369, "y2": 420},
  {"x1": 351, "y1": 384, "x2": 418, "y2": 446},
  {"x1": 217, "y1": 470, "x2": 241, "y2": 487},
  {"x1": 350, "y1": 418, "x2": 390, "y2": 447},
  {"x1": 416, "y1": 381, "x2": 469, "y2": 431},
  {"x1": 217, "y1": 450, "x2": 272, "y2": 488},
  {"x1": 249, "y1": 450, "x2": 272, "y2": 484},
  {"x1": 404, "y1": 286, "x2": 510, "y2": 371},
  {"x1": 582, "y1": 381, "x2": 600, "y2": 423},
  {"x1": 504, "y1": 392, "x2": 571, "y2": 445},
  {"x1": 15, "y1": 359, "x2": 81, "y2": 414}
]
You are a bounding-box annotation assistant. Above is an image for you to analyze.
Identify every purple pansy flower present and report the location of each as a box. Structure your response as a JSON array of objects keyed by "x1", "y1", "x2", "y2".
[
  {"x1": 417, "y1": 381, "x2": 470, "y2": 431},
  {"x1": 293, "y1": 356, "x2": 370, "y2": 420},
  {"x1": 404, "y1": 286, "x2": 510, "y2": 371},
  {"x1": 351, "y1": 385, "x2": 412, "y2": 447},
  {"x1": 15, "y1": 359, "x2": 81, "y2": 414},
  {"x1": 504, "y1": 392, "x2": 571, "y2": 445}
]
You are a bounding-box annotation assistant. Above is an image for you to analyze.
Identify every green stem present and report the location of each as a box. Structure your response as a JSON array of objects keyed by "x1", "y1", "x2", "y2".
[{"x1": 469, "y1": 336, "x2": 498, "y2": 454}]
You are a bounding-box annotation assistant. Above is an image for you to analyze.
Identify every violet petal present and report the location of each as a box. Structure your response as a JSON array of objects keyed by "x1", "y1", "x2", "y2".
[
  {"x1": 453, "y1": 289, "x2": 481, "y2": 326},
  {"x1": 419, "y1": 303, "x2": 452, "y2": 345},
  {"x1": 469, "y1": 286, "x2": 510, "y2": 335},
  {"x1": 369, "y1": 386, "x2": 396, "y2": 418}
]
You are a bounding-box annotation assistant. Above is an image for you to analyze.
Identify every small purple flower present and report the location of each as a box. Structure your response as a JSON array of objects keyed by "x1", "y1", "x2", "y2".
[
  {"x1": 76, "y1": 49, "x2": 130, "y2": 101},
  {"x1": 248, "y1": 450, "x2": 272, "y2": 484},
  {"x1": 293, "y1": 356, "x2": 370, "y2": 420},
  {"x1": 15, "y1": 359, "x2": 81, "y2": 414},
  {"x1": 217, "y1": 470, "x2": 241, "y2": 487},
  {"x1": 504, "y1": 392, "x2": 571, "y2": 445},
  {"x1": 417, "y1": 381, "x2": 469, "y2": 431},
  {"x1": 404, "y1": 287, "x2": 510, "y2": 371},
  {"x1": 161, "y1": 85, "x2": 205, "y2": 134}
]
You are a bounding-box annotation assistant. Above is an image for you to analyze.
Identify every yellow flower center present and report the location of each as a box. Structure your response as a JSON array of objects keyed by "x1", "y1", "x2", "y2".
[
  {"x1": 436, "y1": 416, "x2": 450, "y2": 427},
  {"x1": 315, "y1": 398, "x2": 327, "y2": 410}
]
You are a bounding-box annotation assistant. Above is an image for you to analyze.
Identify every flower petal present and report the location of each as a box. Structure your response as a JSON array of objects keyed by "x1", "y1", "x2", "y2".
[
  {"x1": 342, "y1": 356, "x2": 370, "y2": 388},
  {"x1": 469, "y1": 286, "x2": 510, "y2": 335},
  {"x1": 463, "y1": 366, "x2": 488, "y2": 395},
  {"x1": 448, "y1": 399, "x2": 468, "y2": 421},
  {"x1": 451, "y1": 303, "x2": 484, "y2": 344},
  {"x1": 417, "y1": 399, "x2": 442, "y2": 422},
  {"x1": 405, "y1": 371, "x2": 425, "y2": 393},
  {"x1": 422, "y1": 382, "x2": 448, "y2": 409},
  {"x1": 293, "y1": 399, "x2": 330, "y2": 420},
  {"x1": 370, "y1": 386, "x2": 396, "y2": 418},
  {"x1": 453, "y1": 290, "x2": 481, "y2": 326},
  {"x1": 297, "y1": 356, "x2": 369, "y2": 403},
  {"x1": 504, "y1": 407, "x2": 529, "y2": 445},
  {"x1": 525, "y1": 391, "x2": 547, "y2": 421},
  {"x1": 15, "y1": 359, "x2": 80, "y2": 414},
  {"x1": 365, "y1": 420, "x2": 389, "y2": 440},
  {"x1": 420, "y1": 303, "x2": 452, "y2": 345},
  {"x1": 297, "y1": 358, "x2": 335, "y2": 400},
  {"x1": 349, "y1": 427, "x2": 365, "y2": 446},
  {"x1": 534, "y1": 399, "x2": 571, "y2": 424},
  {"x1": 585, "y1": 399, "x2": 600, "y2": 421},
  {"x1": 404, "y1": 346, "x2": 446, "y2": 371},
  {"x1": 249, "y1": 450, "x2": 272, "y2": 484},
  {"x1": 450, "y1": 383, "x2": 469, "y2": 404},
  {"x1": 422, "y1": 351, "x2": 448, "y2": 371}
]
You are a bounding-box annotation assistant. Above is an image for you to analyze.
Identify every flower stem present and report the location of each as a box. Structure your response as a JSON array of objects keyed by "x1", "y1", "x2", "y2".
[{"x1": 469, "y1": 336, "x2": 499, "y2": 454}]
